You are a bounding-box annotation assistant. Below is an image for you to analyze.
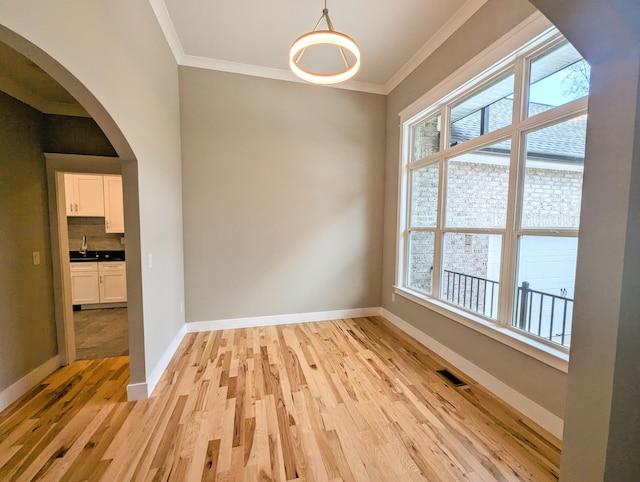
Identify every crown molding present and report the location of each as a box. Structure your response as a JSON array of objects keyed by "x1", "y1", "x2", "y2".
[
  {"x1": 398, "y1": 11, "x2": 552, "y2": 121},
  {"x1": 384, "y1": 0, "x2": 489, "y2": 94},
  {"x1": 149, "y1": 0, "x2": 185, "y2": 63},
  {"x1": 151, "y1": 0, "x2": 489, "y2": 96},
  {"x1": 180, "y1": 54, "x2": 387, "y2": 94}
]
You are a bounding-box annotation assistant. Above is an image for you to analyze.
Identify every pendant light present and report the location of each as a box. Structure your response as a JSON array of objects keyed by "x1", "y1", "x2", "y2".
[{"x1": 289, "y1": 1, "x2": 361, "y2": 85}]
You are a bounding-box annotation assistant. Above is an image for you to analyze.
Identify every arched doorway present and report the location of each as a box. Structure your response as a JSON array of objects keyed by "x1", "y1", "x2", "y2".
[
  {"x1": 0, "y1": 3, "x2": 187, "y2": 407},
  {"x1": 0, "y1": 25, "x2": 146, "y2": 399}
]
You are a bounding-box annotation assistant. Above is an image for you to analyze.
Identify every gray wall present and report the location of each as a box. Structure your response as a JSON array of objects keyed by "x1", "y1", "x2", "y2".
[
  {"x1": 381, "y1": 0, "x2": 569, "y2": 418},
  {"x1": 179, "y1": 68, "x2": 386, "y2": 322},
  {"x1": 0, "y1": 91, "x2": 57, "y2": 392},
  {"x1": 43, "y1": 114, "x2": 117, "y2": 157}
]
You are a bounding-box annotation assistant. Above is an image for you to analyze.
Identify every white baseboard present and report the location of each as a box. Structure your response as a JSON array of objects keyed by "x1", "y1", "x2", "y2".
[
  {"x1": 185, "y1": 307, "x2": 382, "y2": 333},
  {"x1": 126, "y1": 324, "x2": 187, "y2": 401},
  {"x1": 125, "y1": 382, "x2": 149, "y2": 401},
  {"x1": 0, "y1": 355, "x2": 61, "y2": 413},
  {"x1": 380, "y1": 308, "x2": 564, "y2": 440}
]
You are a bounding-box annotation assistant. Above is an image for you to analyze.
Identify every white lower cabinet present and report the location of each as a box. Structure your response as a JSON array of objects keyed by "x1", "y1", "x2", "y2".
[
  {"x1": 70, "y1": 263, "x2": 100, "y2": 304},
  {"x1": 98, "y1": 262, "x2": 127, "y2": 303},
  {"x1": 70, "y1": 261, "x2": 127, "y2": 305}
]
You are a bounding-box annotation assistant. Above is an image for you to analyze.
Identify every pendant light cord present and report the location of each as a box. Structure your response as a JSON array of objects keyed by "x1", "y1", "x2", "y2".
[
  {"x1": 310, "y1": 0, "x2": 349, "y2": 67},
  {"x1": 290, "y1": 0, "x2": 360, "y2": 75}
]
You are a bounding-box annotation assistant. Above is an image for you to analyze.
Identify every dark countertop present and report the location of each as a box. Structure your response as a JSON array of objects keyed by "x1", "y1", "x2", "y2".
[{"x1": 69, "y1": 250, "x2": 125, "y2": 262}]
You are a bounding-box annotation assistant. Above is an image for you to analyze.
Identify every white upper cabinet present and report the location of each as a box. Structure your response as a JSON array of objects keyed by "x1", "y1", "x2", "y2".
[
  {"x1": 103, "y1": 175, "x2": 125, "y2": 233},
  {"x1": 64, "y1": 173, "x2": 105, "y2": 217},
  {"x1": 63, "y1": 173, "x2": 125, "y2": 233}
]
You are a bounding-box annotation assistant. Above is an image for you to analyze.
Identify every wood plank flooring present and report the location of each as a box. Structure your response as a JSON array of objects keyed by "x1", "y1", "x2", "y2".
[{"x1": 0, "y1": 316, "x2": 561, "y2": 481}]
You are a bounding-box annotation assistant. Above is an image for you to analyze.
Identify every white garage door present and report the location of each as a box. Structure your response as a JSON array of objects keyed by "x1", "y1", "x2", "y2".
[{"x1": 516, "y1": 236, "x2": 578, "y2": 298}]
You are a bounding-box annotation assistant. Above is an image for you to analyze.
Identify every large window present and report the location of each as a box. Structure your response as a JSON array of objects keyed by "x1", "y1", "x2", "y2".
[{"x1": 397, "y1": 33, "x2": 589, "y2": 351}]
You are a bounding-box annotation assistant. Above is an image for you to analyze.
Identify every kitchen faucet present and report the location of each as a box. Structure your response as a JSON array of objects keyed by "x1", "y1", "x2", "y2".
[{"x1": 80, "y1": 235, "x2": 87, "y2": 255}]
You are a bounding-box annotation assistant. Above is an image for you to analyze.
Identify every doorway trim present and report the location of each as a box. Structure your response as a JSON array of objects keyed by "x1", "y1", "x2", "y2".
[{"x1": 45, "y1": 154, "x2": 123, "y2": 365}]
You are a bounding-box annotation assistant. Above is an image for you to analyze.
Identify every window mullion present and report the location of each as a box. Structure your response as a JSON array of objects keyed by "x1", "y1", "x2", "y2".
[
  {"x1": 516, "y1": 229, "x2": 579, "y2": 237},
  {"x1": 409, "y1": 155, "x2": 441, "y2": 171},
  {"x1": 402, "y1": 164, "x2": 412, "y2": 287},
  {"x1": 432, "y1": 156, "x2": 446, "y2": 298},
  {"x1": 440, "y1": 106, "x2": 447, "y2": 152},
  {"x1": 431, "y1": 104, "x2": 449, "y2": 299},
  {"x1": 497, "y1": 55, "x2": 526, "y2": 326},
  {"x1": 518, "y1": 50, "x2": 531, "y2": 122},
  {"x1": 441, "y1": 126, "x2": 513, "y2": 159},
  {"x1": 520, "y1": 98, "x2": 588, "y2": 133},
  {"x1": 396, "y1": 123, "x2": 411, "y2": 288},
  {"x1": 497, "y1": 131, "x2": 523, "y2": 326},
  {"x1": 439, "y1": 227, "x2": 506, "y2": 235}
]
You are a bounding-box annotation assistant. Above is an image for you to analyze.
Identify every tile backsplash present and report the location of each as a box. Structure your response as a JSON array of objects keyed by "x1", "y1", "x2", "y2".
[{"x1": 68, "y1": 217, "x2": 124, "y2": 251}]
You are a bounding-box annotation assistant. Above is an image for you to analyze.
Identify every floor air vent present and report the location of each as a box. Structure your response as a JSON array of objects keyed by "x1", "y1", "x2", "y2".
[{"x1": 436, "y1": 369, "x2": 467, "y2": 387}]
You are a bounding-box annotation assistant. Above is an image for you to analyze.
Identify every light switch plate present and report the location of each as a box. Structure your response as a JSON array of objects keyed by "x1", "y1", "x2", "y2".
[{"x1": 33, "y1": 251, "x2": 40, "y2": 265}]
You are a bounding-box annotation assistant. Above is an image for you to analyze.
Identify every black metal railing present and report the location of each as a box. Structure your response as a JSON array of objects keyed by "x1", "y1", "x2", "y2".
[
  {"x1": 515, "y1": 281, "x2": 573, "y2": 347},
  {"x1": 442, "y1": 270, "x2": 499, "y2": 318},
  {"x1": 441, "y1": 272, "x2": 574, "y2": 347}
]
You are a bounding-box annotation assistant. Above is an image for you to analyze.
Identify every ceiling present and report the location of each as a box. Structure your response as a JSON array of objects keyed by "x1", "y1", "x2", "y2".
[
  {"x1": 152, "y1": 0, "x2": 488, "y2": 93},
  {"x1": 0, "y1": 0, "x2": 487, "y2": 117},
  {"x1": 0, "y1": 42, "x2": 89, "y2": 117}
]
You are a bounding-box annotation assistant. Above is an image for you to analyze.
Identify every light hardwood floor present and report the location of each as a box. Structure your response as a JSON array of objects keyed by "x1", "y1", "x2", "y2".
[{"x1": 0, "y1": 316, "x2": 561, "y2": 481}]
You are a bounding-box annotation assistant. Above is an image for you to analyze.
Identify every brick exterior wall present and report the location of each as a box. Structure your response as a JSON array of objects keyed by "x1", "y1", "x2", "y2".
[
  {"x1": 446, "y1": 160, "x2": 509, "y2": 228},
  {"x1": 413, "y1": 116, "x2": 440, "y2": 160},
  {"x1": 522, "y1": 166, "x2": 582, "y2": 228},
  {"x1": 408, "y1": 160, "x2": 583, "y2": 299}
]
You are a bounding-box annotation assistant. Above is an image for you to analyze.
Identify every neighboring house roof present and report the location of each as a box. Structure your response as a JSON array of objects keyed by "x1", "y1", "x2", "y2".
[{"x1": 450, "y1": 97, "x2": 586, "y2": 162}]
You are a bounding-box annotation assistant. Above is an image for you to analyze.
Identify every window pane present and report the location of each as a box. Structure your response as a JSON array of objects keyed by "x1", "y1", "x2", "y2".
[
  {"x1": 513, "y1": 236, "x2": 577, "y2": 347},
  {"x1": 441, "y1": 233, "x2": 501, "y2": 318},
  {"x1": 408, "y1": 231, "x2": 435, "y2": 294},
  {"x1": 521, "y1": 116, "x2": 586, "y2": 229},
  {"x1": 445, "y1": 140, "x2": 511, "y2": 228},
  {"x1": 529, "y1": 41, "x2": 590, "y2": 117},
  {"x1": 412, "y1": 114, "x2": 441, "y2": 160},
  {"x1": 410, "y1": 164, "x2": 439, "y2": 227},
  {"x1": 450, "y1": 71, "x2": 514, "y2": 146}
]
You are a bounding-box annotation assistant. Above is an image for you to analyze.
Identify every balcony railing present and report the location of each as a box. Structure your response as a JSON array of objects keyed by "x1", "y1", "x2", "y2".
[
  {"x1": 441, "y1": 271, "x2": 573, "y2": 347},
  {"x1": 442, "y1": 270, "x2": 499, "y2": 318},
  {"x1": 515, "y1": 281, "x2": 573, "y2": 348}
]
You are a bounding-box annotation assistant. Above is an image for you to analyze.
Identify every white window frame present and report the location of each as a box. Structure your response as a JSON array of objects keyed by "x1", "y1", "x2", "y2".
[{"x1": 394, "y1": 14, "x2": 589, "y2": 372}]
